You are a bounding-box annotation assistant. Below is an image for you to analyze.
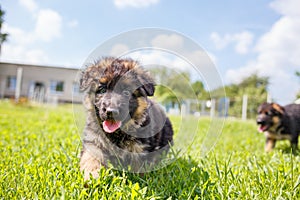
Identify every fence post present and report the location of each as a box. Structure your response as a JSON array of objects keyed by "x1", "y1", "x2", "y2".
[
  {"x1": 267, "y1": 92, "x2": 272, "y2": 103},
  {"x1": 242, "y1": 94, "x2": 248, "y2": 120},
  {"x1": 210, "y1": 99, "x2": 215, "y2": 118},
  {"x1": 15, "y1": 67, "x2": 23, "y2": 102}
]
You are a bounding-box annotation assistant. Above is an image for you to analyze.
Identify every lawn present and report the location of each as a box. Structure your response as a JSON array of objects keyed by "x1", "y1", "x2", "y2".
[{"x1": 0, "y1": 101, "x2": 299, "y2": 199}]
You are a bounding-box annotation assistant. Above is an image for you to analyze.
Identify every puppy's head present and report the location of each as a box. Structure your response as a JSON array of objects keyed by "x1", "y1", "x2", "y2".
[
  {"x1": 256, "y1": 102, "x2": 285, "y2": 133},
  {"x1": 80, "y1": 57, "x2": 155, "y2": 133}
]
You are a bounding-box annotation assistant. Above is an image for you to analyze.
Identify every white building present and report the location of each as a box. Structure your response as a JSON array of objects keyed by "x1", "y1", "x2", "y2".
[{"x1": 0, "y1": 62, "x2": 82, "y2": 103}]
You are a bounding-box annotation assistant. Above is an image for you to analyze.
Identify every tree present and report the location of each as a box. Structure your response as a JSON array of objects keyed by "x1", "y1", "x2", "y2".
[
  {"x1": 212, "y1": 73, "x2": 269, "y2": 118},
  {"x1": 191, "y1": 81, "x2": 209, "y2": 100},
  {"x1": 237, "y1": 74, "x2": 269, "y2": 118},
  {"x1": 149, "y1": 67, "x2": 195, "y2": 107},
  {"x1": 296, "y1": 71, "x2": 300, "y2": 99},
  {"x1": 0, "y1": 6, "x2": 8, "y2": 56}
]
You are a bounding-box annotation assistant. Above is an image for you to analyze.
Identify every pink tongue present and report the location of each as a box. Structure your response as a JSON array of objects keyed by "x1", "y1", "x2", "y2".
[
  {"x1": 258, "y1": 125, "x2": 266, "y2": 133},
  {"x1": 103, "y1": 120, "x2": 122, "y2": 133}
]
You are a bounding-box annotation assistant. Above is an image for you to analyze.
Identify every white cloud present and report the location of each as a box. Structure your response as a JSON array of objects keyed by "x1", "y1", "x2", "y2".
[
  {"x1": 210, "y1": 32, "x2": 230, "y2": 50},
  {"x1": 234, "y1": 32, "x2": 254, "y2": 54},
  {"x1": 1, "y1": 24, "x2": 49, "y2": 64},
  {"x1": 19, "y1": 0, "x2": 38, "y2": 13},
  {"x1": 151, "y1": 34, "x2": 184, "y2": 50},
  {"x1": 127, "y1": 49, "x2": 221, "y2": 91},
  {"x1": 133, "y1": 51, "x2": 180, "y2": 68},
  {"x1": 270, "y1": 0, "x2": 300, "y2": 17},
  {"x1": 114, "y1": 0, "x2": 160, "y2": 9},
  {"x1": 210, "y1": 31, "x2": 254, "y2": 54},
  {"x1": 2, "y1": 43, "x2": 49, "y2": 64},
  {"x1": 24, "y1": 49, "x2": 49, "y2": 64},
  {"x1": 34, "y1": 9, "x2": 62, "y2": 42},
  {"x1": 225, "y1": 62, "x2": 257, "y2": 84},
  {"x1": 1, "y1": 2, "x2": 63, "y2": 65},
  {"x1": 110, "y1": 44, "x2": 130, "y2": 57},
  {"x1": 3, "y1": 9, "x2": 62, "y2": 44},
  {"x1": 150, "y1": 34, "x2": 217, "y2": 71},
  {"x1": 225, "y1": 0, "x2": 300, "y2": 104},
  {"x1": 149, "y1": 33, "x2": 220, "y2": 89},
  {"x1": 122, "y1": 46, "x2": 219, "y2": 89},
  {"x1": 184, "y1": 50, "x2": 217, "y2": 70},
  {"x1": 2, "y1": 24, "x2": 34, "y2": 45}
]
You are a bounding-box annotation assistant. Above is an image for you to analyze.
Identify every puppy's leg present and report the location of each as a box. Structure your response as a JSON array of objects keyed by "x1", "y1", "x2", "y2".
[
  {"x1": 80, "y1": 150, "x2": 101, "y2": 180},
  {"x1": 265, "y1": 138, "x2": 276, "y2": 152},
  {"x1": 290, "y1": 132, "x2": 299, "y2": 153}
]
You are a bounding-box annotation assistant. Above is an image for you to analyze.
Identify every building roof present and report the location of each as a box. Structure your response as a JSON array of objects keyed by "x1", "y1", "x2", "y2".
[{"x1": 0, "y1": 61, "x2": 81, "y2": 71}]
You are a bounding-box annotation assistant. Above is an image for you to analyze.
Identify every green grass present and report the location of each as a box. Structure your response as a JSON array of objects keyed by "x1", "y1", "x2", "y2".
[{"x1": 0, "y1": 101, "x2": 299, "y2": 199}]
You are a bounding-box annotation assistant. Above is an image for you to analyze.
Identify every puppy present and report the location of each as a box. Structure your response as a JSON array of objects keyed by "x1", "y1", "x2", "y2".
[
  {"x1": 256, "y1": 102, "x2": 300, "y2": 152},
  {"x1": 79, "y1": 57, "x2": 173, "y2": 180}
]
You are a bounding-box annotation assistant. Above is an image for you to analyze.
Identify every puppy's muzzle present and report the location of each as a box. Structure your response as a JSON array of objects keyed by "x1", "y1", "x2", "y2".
[
  {"x1": 256, "y1": 119, "x2": 265, "y2": 125},
  {"x1": 106, "y1": 107, "x2": 120, "y2": 120},
  {"x1": 256, "y1": 115, "x2": 267, "y2": 125}
]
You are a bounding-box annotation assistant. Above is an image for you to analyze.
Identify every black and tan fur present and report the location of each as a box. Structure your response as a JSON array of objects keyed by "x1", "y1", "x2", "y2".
[
  {"x1": 79, "y1": 57, "x2": 173, "y2": 180},
  {"x1": 257, "y1": 102, "x2": 300, "y2": 152}
]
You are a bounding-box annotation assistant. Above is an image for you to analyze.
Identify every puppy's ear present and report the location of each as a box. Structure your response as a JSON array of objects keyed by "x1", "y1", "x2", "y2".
[
  {"x1": 80, "y1": 68, "x2": 96, "y2": 92},
  {"x1": 141, "y1": 83, "x2": 155, "y2": 96},
  {"x1": 271, "y1": 103, "x2": 285, "y2": 115},
  {"x1": 258, "y1": 102, "x2": 269, "y2": 113},
  {"x1": 137, "y1": 70, "x2": 155, "y2": 96}
]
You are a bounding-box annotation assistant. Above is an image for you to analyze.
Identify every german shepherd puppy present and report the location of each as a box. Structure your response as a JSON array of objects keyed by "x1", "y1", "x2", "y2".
[
  {"x1": 257, "y1": 102, "x2": 300, "y2": 152},
  {"x1": 79, "y1": 57, "x2": 173, "y2": 180}
]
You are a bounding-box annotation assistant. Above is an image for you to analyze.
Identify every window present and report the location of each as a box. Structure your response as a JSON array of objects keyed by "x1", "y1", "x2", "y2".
[
  {"x1": 6, "y1": 76, "x2": 16, "y2": 91},
  {"x1": 50, "y1": 81, "x2": 64, "y2": 93},
  {"x1": 72, "y1": 82, "x2": 81, "y2": 95}
]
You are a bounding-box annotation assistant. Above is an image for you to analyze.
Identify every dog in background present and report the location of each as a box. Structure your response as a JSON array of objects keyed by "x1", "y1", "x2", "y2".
[
  {"x1": 256, "y1": 102, "x2": 300, "y2": 152},
  {"x1": 79, "y1": 57, "x2": 173, "y2": 180}
]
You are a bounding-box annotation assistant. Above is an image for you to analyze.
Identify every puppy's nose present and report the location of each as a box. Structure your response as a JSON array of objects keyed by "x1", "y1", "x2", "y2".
[
  {"x1": 106, "y1": 107, "x2": 119, "y2": 118},
  {"x1": 256, "y1": 117, "x2": 265, "y2": 125}
]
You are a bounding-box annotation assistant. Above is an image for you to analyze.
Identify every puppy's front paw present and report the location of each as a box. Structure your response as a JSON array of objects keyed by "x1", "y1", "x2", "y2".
[{"x1": 80, "y1": 150, "x2": 100, "y2": 180}]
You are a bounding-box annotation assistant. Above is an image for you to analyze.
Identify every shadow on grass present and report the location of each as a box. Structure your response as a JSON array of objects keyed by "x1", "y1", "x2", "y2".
[
  {"x1": 278, "y1": 146, "x2": 300, "y2": 156},
  {"x1": 275, "y1": 142, "x2": 300, "y2": 156},
  {"x1": 133, "y1": 157, "x2": 212, "y2": 198},
  {"x1": 84, "y1": 156, "x2": 214, "y2": 199}
]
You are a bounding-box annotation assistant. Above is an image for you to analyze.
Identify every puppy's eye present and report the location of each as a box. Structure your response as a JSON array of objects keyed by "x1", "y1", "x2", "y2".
[
  {"x1": 122, "y1": 90, "x2": 131, "y2": 96},
  {"x1": 96, "y1": 86, "x2": 106, "y2": 94},
  {"x1": 266, "y1": 111, "x2": 272, "y2": 115}
]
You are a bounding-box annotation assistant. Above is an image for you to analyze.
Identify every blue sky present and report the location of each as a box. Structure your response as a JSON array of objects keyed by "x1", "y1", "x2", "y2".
[{"x1": 1, "y1": 0, "x2": 300, "y2": 104}]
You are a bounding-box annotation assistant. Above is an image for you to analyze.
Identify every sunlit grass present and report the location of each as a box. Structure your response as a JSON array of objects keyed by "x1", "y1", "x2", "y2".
[{"x1": 0, "y1": 101, "x2": 299, "y2": 199}]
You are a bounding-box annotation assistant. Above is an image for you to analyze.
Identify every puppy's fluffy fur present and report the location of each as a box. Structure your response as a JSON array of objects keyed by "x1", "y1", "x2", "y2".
[
  {"x1": 79, "y1": 57, "x2": 173, "y2": 180},
  {"x1": 257, "y1": 102, "x2": 300, "y2": 152}
]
